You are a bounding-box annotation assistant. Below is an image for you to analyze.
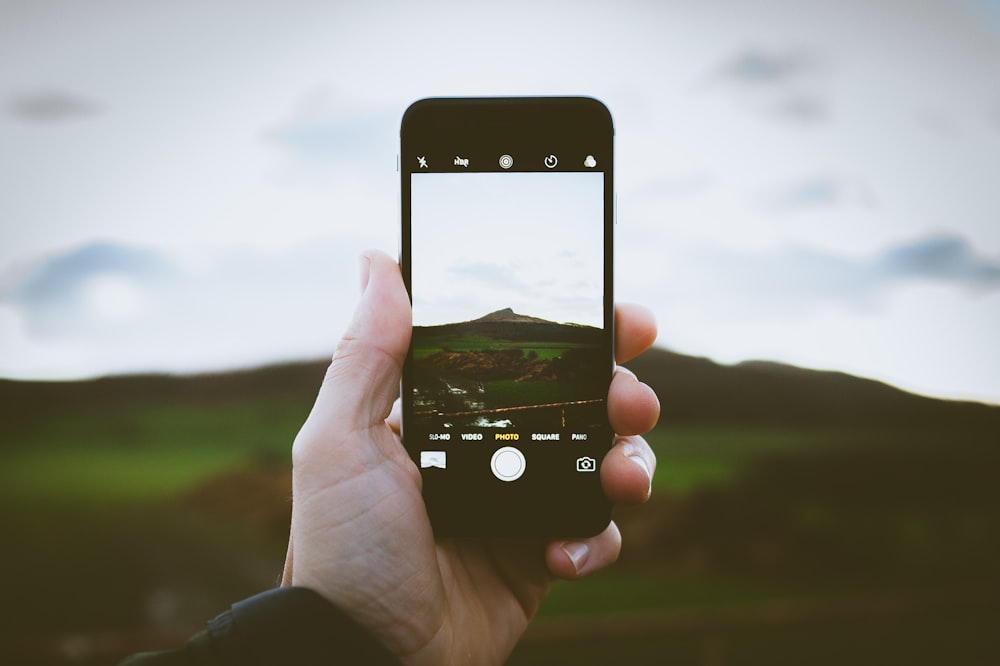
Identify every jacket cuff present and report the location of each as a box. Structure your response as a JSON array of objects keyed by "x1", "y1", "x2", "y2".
[{"x1": 207, "y1": 586, "x2": 400, "y2": 665}]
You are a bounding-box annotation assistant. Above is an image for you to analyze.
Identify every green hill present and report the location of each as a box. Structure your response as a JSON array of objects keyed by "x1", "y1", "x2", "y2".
[
  {"x1": 1, "y1": 349, "x2": 998, "y2": 664},
  {"x1": 3, "y1": 347, "x2": 997, "y2": 449},
  {"x1": 627, "y1": 347, "x2": 999, "y2": 429}
]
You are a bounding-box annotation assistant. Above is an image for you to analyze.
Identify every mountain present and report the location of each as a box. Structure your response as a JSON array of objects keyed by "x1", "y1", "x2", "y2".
[
  {"x1": 470, "y1": 308, "x2": 553, "y2": 324},
  {"x1": 0, "y1": 362, "x2": 326, "y2": 446},
  {"x1": 1, "y1": 348, "x2": 998, "y2": 445},
  {"x1": 626, "y1": 348, "x2": 1000, "y2": 430},
  {"x1": 416, "y1": 308, "x2": 600, "y2": 345}
]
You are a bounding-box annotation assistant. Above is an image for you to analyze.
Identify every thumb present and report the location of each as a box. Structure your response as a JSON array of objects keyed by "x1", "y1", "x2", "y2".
[{"x1": 301, "y1": 250, "x2": 412, "y2": 440}]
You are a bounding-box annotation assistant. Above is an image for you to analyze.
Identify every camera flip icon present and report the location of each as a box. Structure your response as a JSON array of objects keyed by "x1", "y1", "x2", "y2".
[{"x1": 575, "y1": 456, "x2": 597, "y2": 472}]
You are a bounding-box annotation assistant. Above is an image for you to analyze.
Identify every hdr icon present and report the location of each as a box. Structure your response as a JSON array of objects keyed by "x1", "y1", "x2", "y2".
[{"x1": 454, "y1": 156, "x2": 469, "y2": 167}]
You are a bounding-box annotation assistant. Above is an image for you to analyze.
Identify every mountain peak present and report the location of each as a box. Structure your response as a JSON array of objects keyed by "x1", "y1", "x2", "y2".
[{"x1": 473, "y1": 308, "x2": 551, "y2": 324}]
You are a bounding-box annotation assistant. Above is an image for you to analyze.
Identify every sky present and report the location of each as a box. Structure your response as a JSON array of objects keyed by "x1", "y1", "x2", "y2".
[
  {"x1": 1, "y1": 0, "x2": 999, "y2": 404},
  {"x1": 411, "y1": 172, "x2": 604, "y2": 327}
]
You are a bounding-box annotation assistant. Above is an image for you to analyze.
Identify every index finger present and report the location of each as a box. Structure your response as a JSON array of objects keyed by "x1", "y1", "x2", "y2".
[{"x1": 615, "y1": 303, "x2": 657, "y2": 364}]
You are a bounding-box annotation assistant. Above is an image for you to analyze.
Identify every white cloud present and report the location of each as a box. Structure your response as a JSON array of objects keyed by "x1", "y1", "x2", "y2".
[
  {"x1": 0, "y1": 241, "x2": 367, "y2": 379},
  {"x1": 676, "y1": 234, "x2": 1000, "y2": 318},
  {"x1": 701, "y1": 48, "x2": 832, "y2": 122}
]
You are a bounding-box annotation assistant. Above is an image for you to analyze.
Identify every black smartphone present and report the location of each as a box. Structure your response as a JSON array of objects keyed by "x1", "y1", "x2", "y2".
[{"x1": 400, "y1": 97, "x2": 614, "y2": 537}]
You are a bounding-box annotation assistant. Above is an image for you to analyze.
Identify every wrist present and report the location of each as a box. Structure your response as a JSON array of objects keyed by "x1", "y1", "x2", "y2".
[{"x1": 211, "y1": 587, "x2": 400, "y2": 665}]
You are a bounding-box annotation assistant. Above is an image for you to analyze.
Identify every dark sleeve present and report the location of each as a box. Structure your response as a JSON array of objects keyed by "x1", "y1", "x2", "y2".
[{"x1": 119, "y1": 586, "x2": 401, "y2": 666}]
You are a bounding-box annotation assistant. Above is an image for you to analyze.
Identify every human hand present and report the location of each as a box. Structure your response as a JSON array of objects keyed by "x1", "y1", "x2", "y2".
[{"x1": 282, "y1": 250, "x2": 659, "y2": 665}]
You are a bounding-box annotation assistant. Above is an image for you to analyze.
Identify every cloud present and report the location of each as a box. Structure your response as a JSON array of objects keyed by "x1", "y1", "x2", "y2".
[
  {"x1": 703, "y1": 49, "x2": 830, "y2": 122},
  {"x1": 449, "y1": 262, "x2": 529, "y2": 292},
  {"x1": 1, "y1": 242, "x2": 175, "y2": 338},
  {"x1": 265, "y1": 114, "x2": 385, "y2": 160},
  {"x1": 769, "y1": 174, "x2": 878, "y2": 211},
  {"x1": 640, "y1": 172, "x2": 715, "y2": 200},
  {"x1": 6, "y1": 91, "x2": 101, "y2": 123},
  {"x1": 716, "y1": 50, "x2": 816, "y2": 84},
  {"x1": 5, "y1": 242, "x2": 173, "y2": 306},
  {"x1": 0, "y1": 240, "x2": 362, "y2": 377},
  {"x1": 777, "y1": 94, "x2": 828, "y2": 121},
  {"x1": 262, "y1": 88, "x2": 395, "y2": 170},
  {"x1": 692, "y1": 234, "x2": 1000, "y2": 316},
  {"x1": 879, "y1": 236, "x2": 1000, "y2": 287}
]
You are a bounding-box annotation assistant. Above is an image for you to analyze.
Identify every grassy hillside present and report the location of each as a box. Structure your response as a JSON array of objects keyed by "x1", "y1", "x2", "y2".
[
  {"x1": 1, "y1": 350, "x2": 998, "y2": 664},
  {"x1": 628, "y1": 348, "x2": 999, "y2": 428}
]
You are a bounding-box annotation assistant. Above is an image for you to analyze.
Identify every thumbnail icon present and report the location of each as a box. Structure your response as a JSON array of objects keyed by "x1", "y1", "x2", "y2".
[{"x1": 420, "y1": 451, "x2": 447, "y2": 469}]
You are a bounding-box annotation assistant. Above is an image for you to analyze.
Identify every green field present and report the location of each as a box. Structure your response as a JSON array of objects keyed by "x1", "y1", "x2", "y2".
[
  {"x1": 1, "y1": 356, "x2": 998, "y2": 664},
  {"x1": 410, "y1": 325, "x2": 607, "y2": 429},
  {"x1": 413, "y1": 331, "x2": 579, "y2": 361}
]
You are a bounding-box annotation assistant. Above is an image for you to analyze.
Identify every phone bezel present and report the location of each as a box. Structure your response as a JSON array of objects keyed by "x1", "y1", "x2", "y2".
[{"x1": 400, "y1": 97, "x2": 615, "y2": 537}]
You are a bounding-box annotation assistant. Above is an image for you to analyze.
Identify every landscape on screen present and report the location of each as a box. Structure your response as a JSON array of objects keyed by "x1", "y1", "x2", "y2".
[{"x1": 409, "y1": 308, "x2": 607, "y2": 430}]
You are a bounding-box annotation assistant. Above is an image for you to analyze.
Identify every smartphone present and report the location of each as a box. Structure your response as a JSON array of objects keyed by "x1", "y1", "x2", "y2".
[{"x1": 400, "y1": 97, "x2": 614, "y2": 537}]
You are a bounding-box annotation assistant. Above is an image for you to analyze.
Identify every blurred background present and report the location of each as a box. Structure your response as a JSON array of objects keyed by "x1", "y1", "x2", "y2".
[{"x1": 1, "y1": 1, "x2": 998, "y2": 664}]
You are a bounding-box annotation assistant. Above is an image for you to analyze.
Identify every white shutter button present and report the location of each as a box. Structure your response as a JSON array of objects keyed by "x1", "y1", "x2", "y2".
[{"x1": 490, "y1": 446, "x2": 526, "y2": 482}]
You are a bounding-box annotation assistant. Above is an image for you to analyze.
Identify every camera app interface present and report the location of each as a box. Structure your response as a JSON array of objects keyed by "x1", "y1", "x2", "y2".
[{"x1": 409, "y1": 166, "x2": 608, "y2": 480}]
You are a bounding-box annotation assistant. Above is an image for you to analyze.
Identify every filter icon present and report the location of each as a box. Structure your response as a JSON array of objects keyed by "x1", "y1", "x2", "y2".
[{"x1": 499, "y1": 154, "x2": 514, "y2": 169}]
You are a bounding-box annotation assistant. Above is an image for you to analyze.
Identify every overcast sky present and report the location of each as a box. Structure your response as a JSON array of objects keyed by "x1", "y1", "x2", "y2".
[
  {"x1": 411, "y1": 172, "x2": 604, "y2": 327},
  {"x1": 1, "y1": 0, "x2": 999, "y2": 404}
]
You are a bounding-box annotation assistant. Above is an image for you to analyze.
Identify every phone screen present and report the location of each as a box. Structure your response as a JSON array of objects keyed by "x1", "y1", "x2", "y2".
[{"x1": 401, "y1": 98, "x2": 614, "y2": 536}]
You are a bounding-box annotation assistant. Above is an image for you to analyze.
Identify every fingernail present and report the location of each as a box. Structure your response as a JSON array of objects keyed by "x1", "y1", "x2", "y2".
[
  {"x1": 615, "y1": 366, "x2": 637, "y2": 381},
  {"x1": 561, "y1": 541, "x2": 590, "y2": 574},
  {"x1": 359, "y1": 254, "x2": 372, "y2": 295},
  {"x1": 624, "y1": 443, "x2": 652, "y2": 499}
]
